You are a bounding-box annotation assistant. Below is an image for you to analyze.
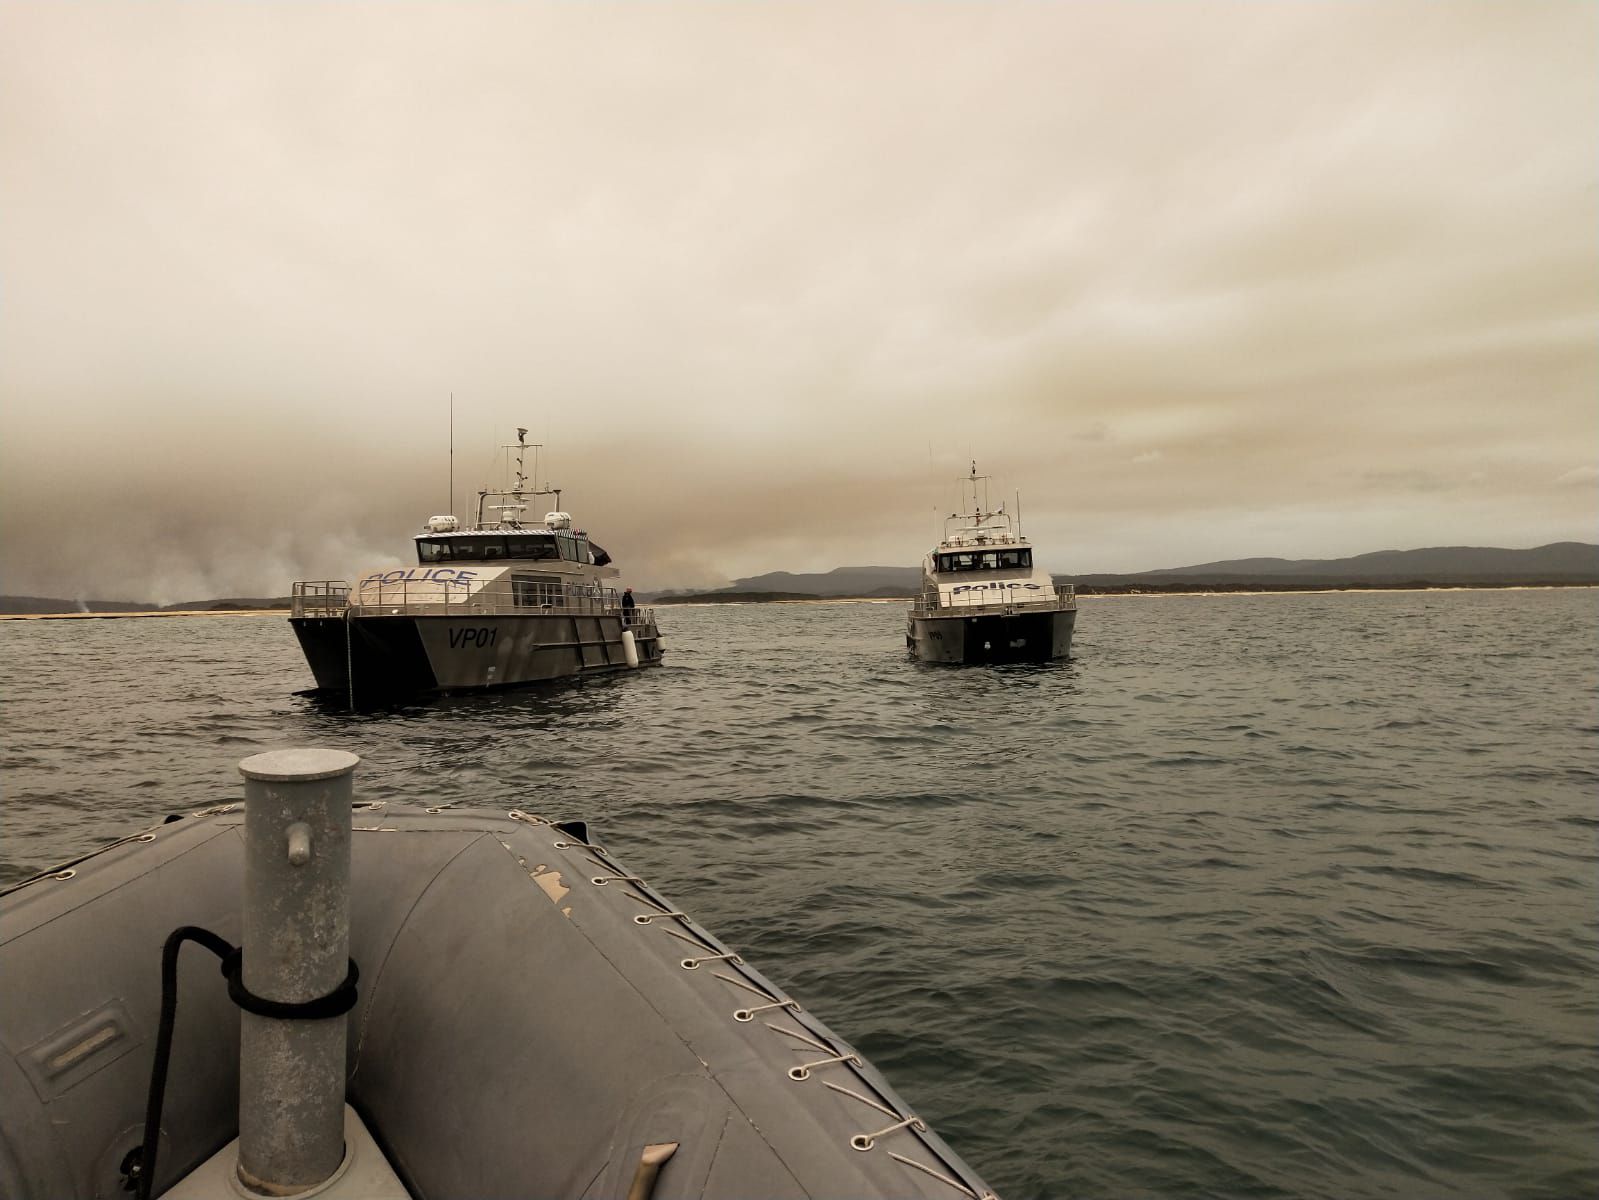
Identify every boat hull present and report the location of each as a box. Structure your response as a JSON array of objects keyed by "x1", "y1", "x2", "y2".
[
  {"x1": 907, "y1": 605, "x2": 1075, "y2": 664},
  {"x1": 291, "y1": 612, "x2": 662, "y2": 697}
]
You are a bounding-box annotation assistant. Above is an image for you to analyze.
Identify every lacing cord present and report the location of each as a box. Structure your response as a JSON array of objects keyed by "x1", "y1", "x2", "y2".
[
  {"x1": 543, "y1": 824, "x2": 996, "y2": 1200},
  {"x1": 132, "y1": 926, "x2": 358, "y2": 1200}
]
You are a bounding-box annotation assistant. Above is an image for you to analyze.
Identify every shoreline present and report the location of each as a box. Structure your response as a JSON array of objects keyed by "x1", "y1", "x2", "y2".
[
  {"x1": 0, "y1": 608, "x2": 291, "y2": 622},
  {"x1": 653, "y1": 583, "x2": 1599, "y2": 608},
  {"x1": 1074, "y1": 584, "x2": 1599, "y2": 599},
  {"x1": 3, "y1": 582, "x2": 1593, "y2": 620}
]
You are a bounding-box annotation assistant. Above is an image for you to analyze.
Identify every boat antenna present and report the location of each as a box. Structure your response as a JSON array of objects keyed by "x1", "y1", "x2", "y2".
[
  {"x1": 514, "y1": 427, "x2": 529, "y2": 495},
  {"x1": 448, "y1": 392, "x2": 454, "y2": 516}
]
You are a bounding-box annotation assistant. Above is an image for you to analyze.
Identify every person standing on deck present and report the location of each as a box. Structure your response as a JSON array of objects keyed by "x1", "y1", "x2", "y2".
[{"x1": 621, "y1": 587, "x2": 637, "y2": 625}]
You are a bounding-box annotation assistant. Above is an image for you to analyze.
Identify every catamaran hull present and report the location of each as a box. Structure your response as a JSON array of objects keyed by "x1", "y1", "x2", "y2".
[
  {"x1": 907, "y1": 606, "x2": 1075, "y2": 664},
  {"x1": 291, "y1": 612, "x2": 662, "y2": 696}
]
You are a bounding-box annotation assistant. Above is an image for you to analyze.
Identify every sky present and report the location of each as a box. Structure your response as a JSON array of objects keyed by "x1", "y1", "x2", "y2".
[{"x1": 2, "y1": 1, "x2": 1595, "y2": 603}]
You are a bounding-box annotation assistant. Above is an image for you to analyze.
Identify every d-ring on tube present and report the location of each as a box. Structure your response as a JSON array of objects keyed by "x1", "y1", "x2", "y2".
[{"x1": 625, "y1": 1142, "x2": 678, "y2": 1200}]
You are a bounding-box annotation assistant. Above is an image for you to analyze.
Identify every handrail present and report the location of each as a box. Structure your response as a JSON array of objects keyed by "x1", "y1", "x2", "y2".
[
  {"x1": 291, "y1": 579, "x2": 653, "y2": 625},
  {"x1": 910, "y1": 582, "x2": 1076, "y2": 619},
  {"x1": 291, "y1": 582, "x2": 350, "y2": 618}
]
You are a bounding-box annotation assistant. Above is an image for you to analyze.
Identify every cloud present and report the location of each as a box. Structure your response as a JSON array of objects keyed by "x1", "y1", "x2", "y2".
[
  {"x1": 1553, "y1": 466, "x2": 1599, "y2": 487},
  {"x1": 0, "y1": 1, "x2": 1595, "y2": 596},
  {"x1": 1360, "y1": 470, "x2": 1455, "y2": 494}
]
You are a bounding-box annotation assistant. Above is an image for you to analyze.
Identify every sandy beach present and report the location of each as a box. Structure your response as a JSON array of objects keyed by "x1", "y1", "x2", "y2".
[{"x1": 0, "y1": 608, "x2": 291, "y2": 622}]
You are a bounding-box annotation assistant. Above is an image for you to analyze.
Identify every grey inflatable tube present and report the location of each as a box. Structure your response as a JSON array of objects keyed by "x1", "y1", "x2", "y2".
[{"x1": 0, "y1": 805, "x2": 998, "y2": 1200}]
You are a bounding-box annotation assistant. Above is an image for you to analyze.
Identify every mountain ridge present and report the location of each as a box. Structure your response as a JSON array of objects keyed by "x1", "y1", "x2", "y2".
[
  {"x1": 4, "y1": 544, "x2": 1595, "y2": 613},
  {"x1": 1140, "y1": 542, "x2": 1598, "y2": 579},
  {"x1": 657, "y1": 542, "x2": 1599, "y2": 599}
]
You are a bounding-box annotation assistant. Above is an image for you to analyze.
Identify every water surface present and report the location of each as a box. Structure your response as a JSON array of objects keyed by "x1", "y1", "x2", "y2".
[{"x1": 3, "y1": 589, "x2": 1595, "y2": 1198}]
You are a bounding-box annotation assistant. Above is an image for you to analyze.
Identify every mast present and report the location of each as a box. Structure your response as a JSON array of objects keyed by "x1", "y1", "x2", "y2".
[
  {"x1": 940, "y1": 461, "x2": 1022, "y2": 547},
  {"x1": 475, "y1": 426, "x2": 561, "y2": 530}
]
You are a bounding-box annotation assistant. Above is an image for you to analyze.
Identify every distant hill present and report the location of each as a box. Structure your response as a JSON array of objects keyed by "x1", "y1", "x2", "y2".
[
  {"x1": 165, "y1": 597, "x2": 294, "y2": 611},
  {"x1": 8, "y1": 544, "x2": 1595, "y2": 613},
  {"x1": 650, "y1": 566, "x2": 920, "y2": 602},
  {"x1": 655, "y1": 591, "x2": 821, "y2": 605},
  {"x1": 647, "y1": 543, "x2": 1599, "y2": 601},
  {"x1": 1088, "y1": 542, "x2": 1599, "y2": 586},
  {"x1": 728, "y1": 567, "x2": 922, "y2": 595},
  {"x1": 0, "y1": 595, "x2": 291, "y2": 615},
  {"x1": 0, "y1": 596, "x2": 149, "y2": 614}
]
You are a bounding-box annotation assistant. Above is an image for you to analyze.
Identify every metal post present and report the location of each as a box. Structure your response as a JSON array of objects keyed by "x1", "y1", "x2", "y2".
[{"x1": 236, "y1": 749, "x2": 360, "y2": 1195}]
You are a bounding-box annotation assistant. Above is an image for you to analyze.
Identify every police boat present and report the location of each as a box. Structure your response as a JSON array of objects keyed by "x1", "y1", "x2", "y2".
[
  {"x1": 0, "y1": 750, "x2": 1000, "y2": 1200},
  {"x1": 907, "y1": 463, "x2": 1077, "y2": 664},
  {"x1": 290, "y1": 429, "x2": 661, "y2": 699}
]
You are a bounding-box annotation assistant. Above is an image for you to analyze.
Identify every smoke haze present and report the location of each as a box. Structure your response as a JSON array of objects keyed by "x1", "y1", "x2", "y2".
[{"x1": 2, "y1": 2, "x2": 1594, "y2": 603}]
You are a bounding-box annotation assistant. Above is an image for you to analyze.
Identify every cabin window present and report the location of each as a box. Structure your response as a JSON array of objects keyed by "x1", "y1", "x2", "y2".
[
  {"x1": 553, "y1": 533, "x2": 581, "y2": 562},
  {"x1": 506, "y1": 536, "x2": 559, "y2": 560},
  {"x1": 512, "y1": 574, "x2": 562, "y2": 607}
]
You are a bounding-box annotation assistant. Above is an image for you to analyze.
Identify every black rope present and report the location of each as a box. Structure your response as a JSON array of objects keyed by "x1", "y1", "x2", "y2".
[
  {"x1": 135, "y1": 928, "x2": 230, "y2": 1200},
  {"x1": 222, "y1": 949, "x2": 359, "y2": 1020},
  {"x1": 133, "y1": 926, "x2": 358, "y2": 1200}
]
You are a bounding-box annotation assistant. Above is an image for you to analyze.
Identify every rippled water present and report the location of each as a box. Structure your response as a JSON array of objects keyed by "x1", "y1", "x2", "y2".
[{"x1": 3, "y1": 589, "x2": 1596, "y2": 1199}]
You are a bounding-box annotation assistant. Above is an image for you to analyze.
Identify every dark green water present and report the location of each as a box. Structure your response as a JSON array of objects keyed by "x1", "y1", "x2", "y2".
[{"x1": 3, "y1": 589, "x2": 1595, "y2": 1198}]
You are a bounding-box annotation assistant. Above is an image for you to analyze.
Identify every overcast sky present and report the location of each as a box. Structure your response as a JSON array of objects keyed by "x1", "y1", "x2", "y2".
[{"x1": 2, "y1": 1, "x2": 1594, "y2": 602}]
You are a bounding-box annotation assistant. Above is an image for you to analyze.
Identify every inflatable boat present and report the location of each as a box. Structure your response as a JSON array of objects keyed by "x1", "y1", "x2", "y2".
[{"x1": 0, "y1": 751, "x2": 997, "y2": 1200}]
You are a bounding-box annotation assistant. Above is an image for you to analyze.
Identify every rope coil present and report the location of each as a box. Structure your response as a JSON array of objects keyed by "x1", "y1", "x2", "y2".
[
  {"x1": 222, "y1": 949, "x2": 360, "y2": 1020},
  {"x1": 133, "y1": 927, "x2": 359, "y2": 1200}
]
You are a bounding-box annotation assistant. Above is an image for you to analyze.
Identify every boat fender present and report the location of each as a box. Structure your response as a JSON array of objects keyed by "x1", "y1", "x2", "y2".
[
  {"x1": 132, "y1": 926, "x2": 360, "y2": 1200},
  {"x1": 621, "y1": 629, "x2": 639, "y2": 669}
]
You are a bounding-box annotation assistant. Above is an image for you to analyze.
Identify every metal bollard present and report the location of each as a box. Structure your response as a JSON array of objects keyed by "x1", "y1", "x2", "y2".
[{"x1": 236, "y1": 749, "x2": 360, "y2": 1195}]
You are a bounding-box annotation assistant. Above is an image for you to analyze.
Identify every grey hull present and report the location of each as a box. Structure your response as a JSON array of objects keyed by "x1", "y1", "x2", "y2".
[
  {"x1": 0, "y1": 807, "x2": 997, "y2": 1200},
  {"x1": 908, "y1": 606, "x2": 1075, "y2": 664},
  {"x1": 292, "y1": 612, "x2": 662, "y2": 696}
]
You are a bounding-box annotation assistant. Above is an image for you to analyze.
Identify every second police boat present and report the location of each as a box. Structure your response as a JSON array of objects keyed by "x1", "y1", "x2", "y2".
[
  {"x1": 290, "y1": 429, "x2": 662, "y2": 699},
  {"x1": 907, "y1": 463, "x2": 1078, "y2": 664}
]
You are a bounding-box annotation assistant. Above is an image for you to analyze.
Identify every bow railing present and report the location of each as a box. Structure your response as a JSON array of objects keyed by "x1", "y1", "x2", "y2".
[
  {"x1": 910, "y1": 582, "x2": 1076, "y2": 619},
  {"x1": 292, "y1": 582, "x2": 350, "y2": 618}
]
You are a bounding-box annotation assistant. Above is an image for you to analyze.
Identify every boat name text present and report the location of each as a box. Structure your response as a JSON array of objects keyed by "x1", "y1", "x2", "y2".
[
  {"x1": 359, "y1": 567, "x2": 480, "y2": 589},
  {"x1": 949, "y1": 582, "x2": 1043, "y2": 595}
]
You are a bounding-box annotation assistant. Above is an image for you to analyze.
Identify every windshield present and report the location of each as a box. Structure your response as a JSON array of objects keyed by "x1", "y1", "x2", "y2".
[
  {"x1": 935, "y1": 548, "x2": 1031, "y2": 573},
  {"x1": 417, "y1": 535, "x2": 560, "y2": 563}
]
